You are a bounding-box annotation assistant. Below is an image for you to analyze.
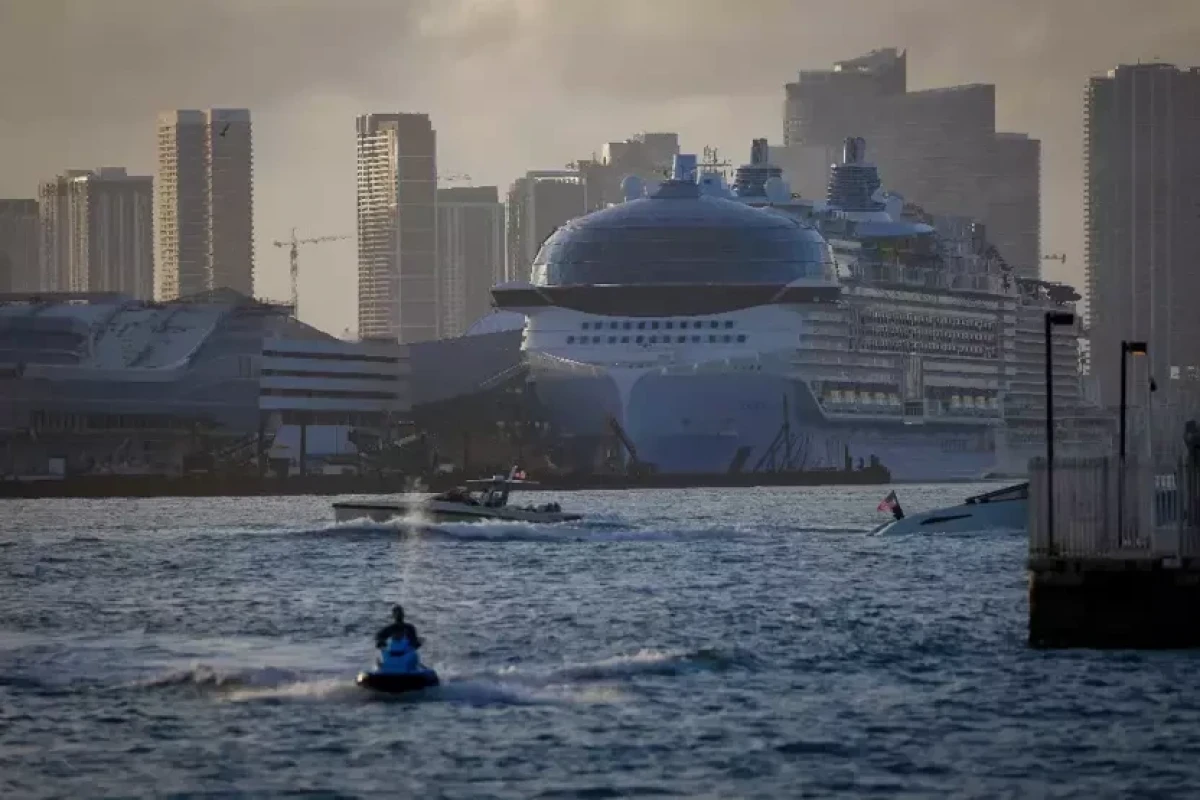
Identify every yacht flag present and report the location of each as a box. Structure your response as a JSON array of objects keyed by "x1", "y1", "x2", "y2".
[{"x1": 877, "y1": 490, "x2": 904, "y2": 520}]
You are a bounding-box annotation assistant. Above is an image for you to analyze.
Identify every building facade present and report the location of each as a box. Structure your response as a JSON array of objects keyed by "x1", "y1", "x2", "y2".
[
  {"x1": 0, "y1": 291, "x2": 410, "y2": 477},
  {"x1": 37, "y1": 169, "x2": 154, "y2": 299},
  {"x1": 781, "y1": 48, "x2": 1041, "y2": 278},
  {"x1": 0, "y1": 200, "x2": 39, "y2": 293},
  {"x1": 1085, "y1": 63, "x2": 1200, "y2": 406},
  {"x1": 356, "y1": 113, "x2": 438, "y2": 344},
  {"x1": 575, "y1": 132, "x2": 681, "y2": 211},
  {"x1": 155, "y1": 109, "x2": 254, "y2": 300},
  {"x1": 436, "y1": 186, "x2": 504, "y2": 338},
  {"x1": 505, "y1": 172, "x2": 587, "y2": 283}
]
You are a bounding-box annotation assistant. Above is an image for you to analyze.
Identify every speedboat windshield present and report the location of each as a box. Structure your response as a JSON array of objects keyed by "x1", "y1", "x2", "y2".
[{"x1": 965, "y1": 482, "x2": 1029, "y2": 505}]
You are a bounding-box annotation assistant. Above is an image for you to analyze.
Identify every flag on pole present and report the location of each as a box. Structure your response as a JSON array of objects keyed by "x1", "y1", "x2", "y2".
[
  {"x1": 877, "y1": 490, "x2": 903, "y2": 520},
  {"x1": 512, "y1": 467, "x2": 526, "y2": 480}
]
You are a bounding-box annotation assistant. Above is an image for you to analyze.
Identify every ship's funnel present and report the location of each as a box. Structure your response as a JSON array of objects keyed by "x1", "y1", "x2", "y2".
[
  {"x1": 842, "y1": 136, "x2": 867, "y2": 165},
  {"x1": 750, "y1": 138, "x2": 770, "y2": 165},
  {"x1": 672, "y1": 153, "x2": 698, "y2": 182}
]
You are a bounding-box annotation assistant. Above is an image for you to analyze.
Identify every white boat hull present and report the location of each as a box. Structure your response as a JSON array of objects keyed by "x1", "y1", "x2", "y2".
[
  {"x1": 873, "y1": 483, "x2": 1029, "y2": 534},
  {"x1": 333, "y1": 498, "x2": 581, "y2": 525}
]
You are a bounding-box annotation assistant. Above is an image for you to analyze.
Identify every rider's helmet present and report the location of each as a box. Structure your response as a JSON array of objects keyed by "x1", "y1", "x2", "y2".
[{"x1": 391, "y1": 604, "x2": 405, "y2": 622}]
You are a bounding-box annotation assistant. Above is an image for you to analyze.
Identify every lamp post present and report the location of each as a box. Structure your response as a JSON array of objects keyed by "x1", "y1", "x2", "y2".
[
  {"x1": 1118, "y1": 340, "x2": 1148, "y2": 542},
  {"x1": 1044, "y1": 311, "x2": 1075, "y2": 552}
]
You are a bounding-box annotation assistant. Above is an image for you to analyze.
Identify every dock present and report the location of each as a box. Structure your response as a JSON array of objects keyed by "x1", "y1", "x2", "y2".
[{"x1": 1028, "y1": 454, "x2": 1200, "y2": 648}]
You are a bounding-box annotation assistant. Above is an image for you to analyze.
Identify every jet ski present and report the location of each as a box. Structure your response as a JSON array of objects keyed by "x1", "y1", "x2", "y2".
[{"x1": 356, "y1": 637, "x2": 440, "y2": 694}]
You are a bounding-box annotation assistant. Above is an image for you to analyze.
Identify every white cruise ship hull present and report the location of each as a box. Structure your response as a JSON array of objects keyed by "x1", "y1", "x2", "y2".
[{"x1": 531, "y1": 367, "x2": 998, "y2": 482}]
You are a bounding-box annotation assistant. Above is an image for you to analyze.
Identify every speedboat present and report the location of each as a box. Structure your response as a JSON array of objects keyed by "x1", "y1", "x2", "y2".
[
  {"x1": 356, "y1": 637, "x2": 440, "y2": 694},
  {"x1": 871, "y1": 482, "x2": 1029, "y2": 535},
  {"x1": 332, "y1": 467, "x2": 581, "y2": 525}
]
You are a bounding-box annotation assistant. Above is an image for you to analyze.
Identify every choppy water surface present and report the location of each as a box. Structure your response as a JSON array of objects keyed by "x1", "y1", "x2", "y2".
[{"x1": 3, "y1": 485, "x2": 1199, "y2": 798}]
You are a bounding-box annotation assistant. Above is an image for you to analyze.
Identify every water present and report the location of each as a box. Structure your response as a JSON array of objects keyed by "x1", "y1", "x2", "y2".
[{"x1": 2, "y1": 485, "x2": 1199, "y2": 798}]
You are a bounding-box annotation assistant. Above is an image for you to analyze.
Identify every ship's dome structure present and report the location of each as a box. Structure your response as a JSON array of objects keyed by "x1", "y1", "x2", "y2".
[{"x1": 531, "y1": 179, "x2": 833, "y2": 287}]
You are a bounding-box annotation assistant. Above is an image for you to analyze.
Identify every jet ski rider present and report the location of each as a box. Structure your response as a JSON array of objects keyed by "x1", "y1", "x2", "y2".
[{"x1": 374, "y1": 604, "x2": 423, "y2": 650}]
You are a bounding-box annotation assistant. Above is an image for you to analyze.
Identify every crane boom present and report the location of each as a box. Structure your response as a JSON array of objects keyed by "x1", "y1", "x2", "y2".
[{"x1": 272, "y1": 228, "x2": 351, "y2": 318}]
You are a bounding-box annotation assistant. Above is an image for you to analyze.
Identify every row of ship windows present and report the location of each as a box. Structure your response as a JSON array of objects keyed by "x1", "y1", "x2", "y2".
[
  {"x1": 581, "y1": 319, "x2": 736, "y2": 331},
  {"x1": 858, "y1": 338, "x2": 998, "y2": 359},
  {"x1": 861, "y1": 324, "x2": 995, "y2": 343},
  {"x1": 819, "y1": 389, "x2": 1000, "y2": 407},
  {"x1": 861, "y1": 311, "x2": 996, "y2": 331},
  {"x1": 567, "y1": 334, "x2": 748, "y2": 345}
]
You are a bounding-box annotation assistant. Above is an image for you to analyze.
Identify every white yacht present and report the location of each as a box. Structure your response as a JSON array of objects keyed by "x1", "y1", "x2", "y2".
[
  {"x1": 332, "y1": 468, "x2": 581, "y2": 525},
  {"x1": 872, "y1": 482, "x2": 1029, "y2": 535}
]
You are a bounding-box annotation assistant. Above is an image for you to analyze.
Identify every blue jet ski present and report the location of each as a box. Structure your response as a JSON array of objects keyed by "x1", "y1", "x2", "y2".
[{"x1": 356, "y1": 636, "x2": 440, "y2": 694}]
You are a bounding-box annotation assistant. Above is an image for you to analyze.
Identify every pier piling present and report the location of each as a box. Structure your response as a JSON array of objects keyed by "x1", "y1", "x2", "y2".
[{"x1": 1028, "y1": 455, "x2": 1200, "y2": 648}]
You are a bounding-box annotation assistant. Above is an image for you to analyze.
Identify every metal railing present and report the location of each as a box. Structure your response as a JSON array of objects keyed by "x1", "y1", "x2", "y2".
[{"x1": 1029, "y1": 454, "x2": 1200, "y2": 559}]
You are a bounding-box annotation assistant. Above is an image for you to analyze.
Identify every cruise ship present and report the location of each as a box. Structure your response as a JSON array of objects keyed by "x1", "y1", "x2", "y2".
[{"x1": 493, "y1": 139, "x2": 1104, "y2": 481}]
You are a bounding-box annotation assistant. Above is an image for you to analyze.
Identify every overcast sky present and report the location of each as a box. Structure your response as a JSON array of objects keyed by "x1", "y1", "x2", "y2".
[{"x1": 1, "y1": 0, "x2": 1197, "y2": 336}]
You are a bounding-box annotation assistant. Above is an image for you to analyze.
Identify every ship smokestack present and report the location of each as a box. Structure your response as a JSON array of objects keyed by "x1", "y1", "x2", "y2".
[
  {"x1": 843, "y1": 136, "x2": 867, "y2": 165},
  {"x1": 750, "y1": 138, "x2": 769, "y2": 166}
]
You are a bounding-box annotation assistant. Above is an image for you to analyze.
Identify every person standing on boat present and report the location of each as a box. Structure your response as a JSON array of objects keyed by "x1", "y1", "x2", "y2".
[{"x1": 375, "y1": 604, "x2": 422, "y2": 650}]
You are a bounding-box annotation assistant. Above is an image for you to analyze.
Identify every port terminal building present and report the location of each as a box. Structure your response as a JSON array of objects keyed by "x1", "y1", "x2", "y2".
[{"x1": 0, "y1": 291, "x2": 533, "y2": 479}]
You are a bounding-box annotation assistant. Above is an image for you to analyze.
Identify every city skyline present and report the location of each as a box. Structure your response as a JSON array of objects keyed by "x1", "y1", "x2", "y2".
[{"x1": 2, "y1": 0, "x2": 1198, "y2": 336}]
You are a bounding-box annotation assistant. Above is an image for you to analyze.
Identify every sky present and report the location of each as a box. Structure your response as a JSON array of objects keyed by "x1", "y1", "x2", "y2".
[{"x1": 1, "y1": 0, "x2": 1198, "y2": 337}]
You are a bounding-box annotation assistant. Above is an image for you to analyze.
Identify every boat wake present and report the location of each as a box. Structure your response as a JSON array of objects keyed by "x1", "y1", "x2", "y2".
[
  {"x1": 295, "y1": 517, "x2": 746, "y2": 544},
  {"x1": 421, "y1": 520, "x2": 743, "y2": 544},
  {"x1": 486, "y1": 647, "x2": 756, "y2": 683},
  {"x1": 130, "y1": 647, "x2": 753, "y2": 706}
]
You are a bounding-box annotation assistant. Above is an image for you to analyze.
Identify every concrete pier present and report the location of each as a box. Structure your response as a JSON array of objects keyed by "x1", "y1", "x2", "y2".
[{"x1": 1028, "y1": 455, "x2": 1200, "y2": 648}]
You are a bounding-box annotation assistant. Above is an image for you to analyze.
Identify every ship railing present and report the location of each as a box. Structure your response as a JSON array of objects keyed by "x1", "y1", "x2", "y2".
[{"x1": 1029, "y1": 455, "x2": 1200, "y2": 559}]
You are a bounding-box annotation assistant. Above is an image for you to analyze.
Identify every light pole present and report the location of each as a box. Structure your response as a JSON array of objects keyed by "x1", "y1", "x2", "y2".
[
  {"x1": 1044, "y1": 310, "x2": 1075, "y2": 553},
  {"x1": 1118, "y1": 340, "x2": 1148, "y2": 542}
]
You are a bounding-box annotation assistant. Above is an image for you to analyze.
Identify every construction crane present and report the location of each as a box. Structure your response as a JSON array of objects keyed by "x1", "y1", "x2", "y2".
[
  {"x1": 437, "y1": 173, "x2": 472, "y2": 184},
  {"x1": 272, "y1": 229, "x2": 351, "y2": 318},
  {"x1": 1043, "y1": 253, "x2": 1067, "y2": 264}
]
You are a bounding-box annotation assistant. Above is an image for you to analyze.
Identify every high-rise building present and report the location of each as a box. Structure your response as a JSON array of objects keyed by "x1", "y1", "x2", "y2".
[
  {"x1": 987, "y1": 133, "x2": 1041, "y2": 281},
  {"x1": 356, "y1": 113, "x2": 438, "y2": 343},
  {"x1": 37, "y1": 168, "x2": 154, "y2": 298},
  {"x1": 0, "y1": 200, "x2": 40, "y2": 293},
  {"x1": 155, "y1": 109, "x2": 254, "y2": 300},
  {"x1": 1085, "y1": 63, "x2": 1200, "y2": 405},
  {"x1": 505, "y1": 172, "x2": 587, "y2": 283},
  {"x1": 781, "y1": 48, "x2": 1041, "y2": 278},
  {"x1": 436, "y1": 186, "x2": 504, "y2": 338}
]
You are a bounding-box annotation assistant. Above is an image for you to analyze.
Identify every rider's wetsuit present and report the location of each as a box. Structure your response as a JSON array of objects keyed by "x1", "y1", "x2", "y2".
[{"x1": 374, "y1": 621, "x2": 421, "y2": 650}]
